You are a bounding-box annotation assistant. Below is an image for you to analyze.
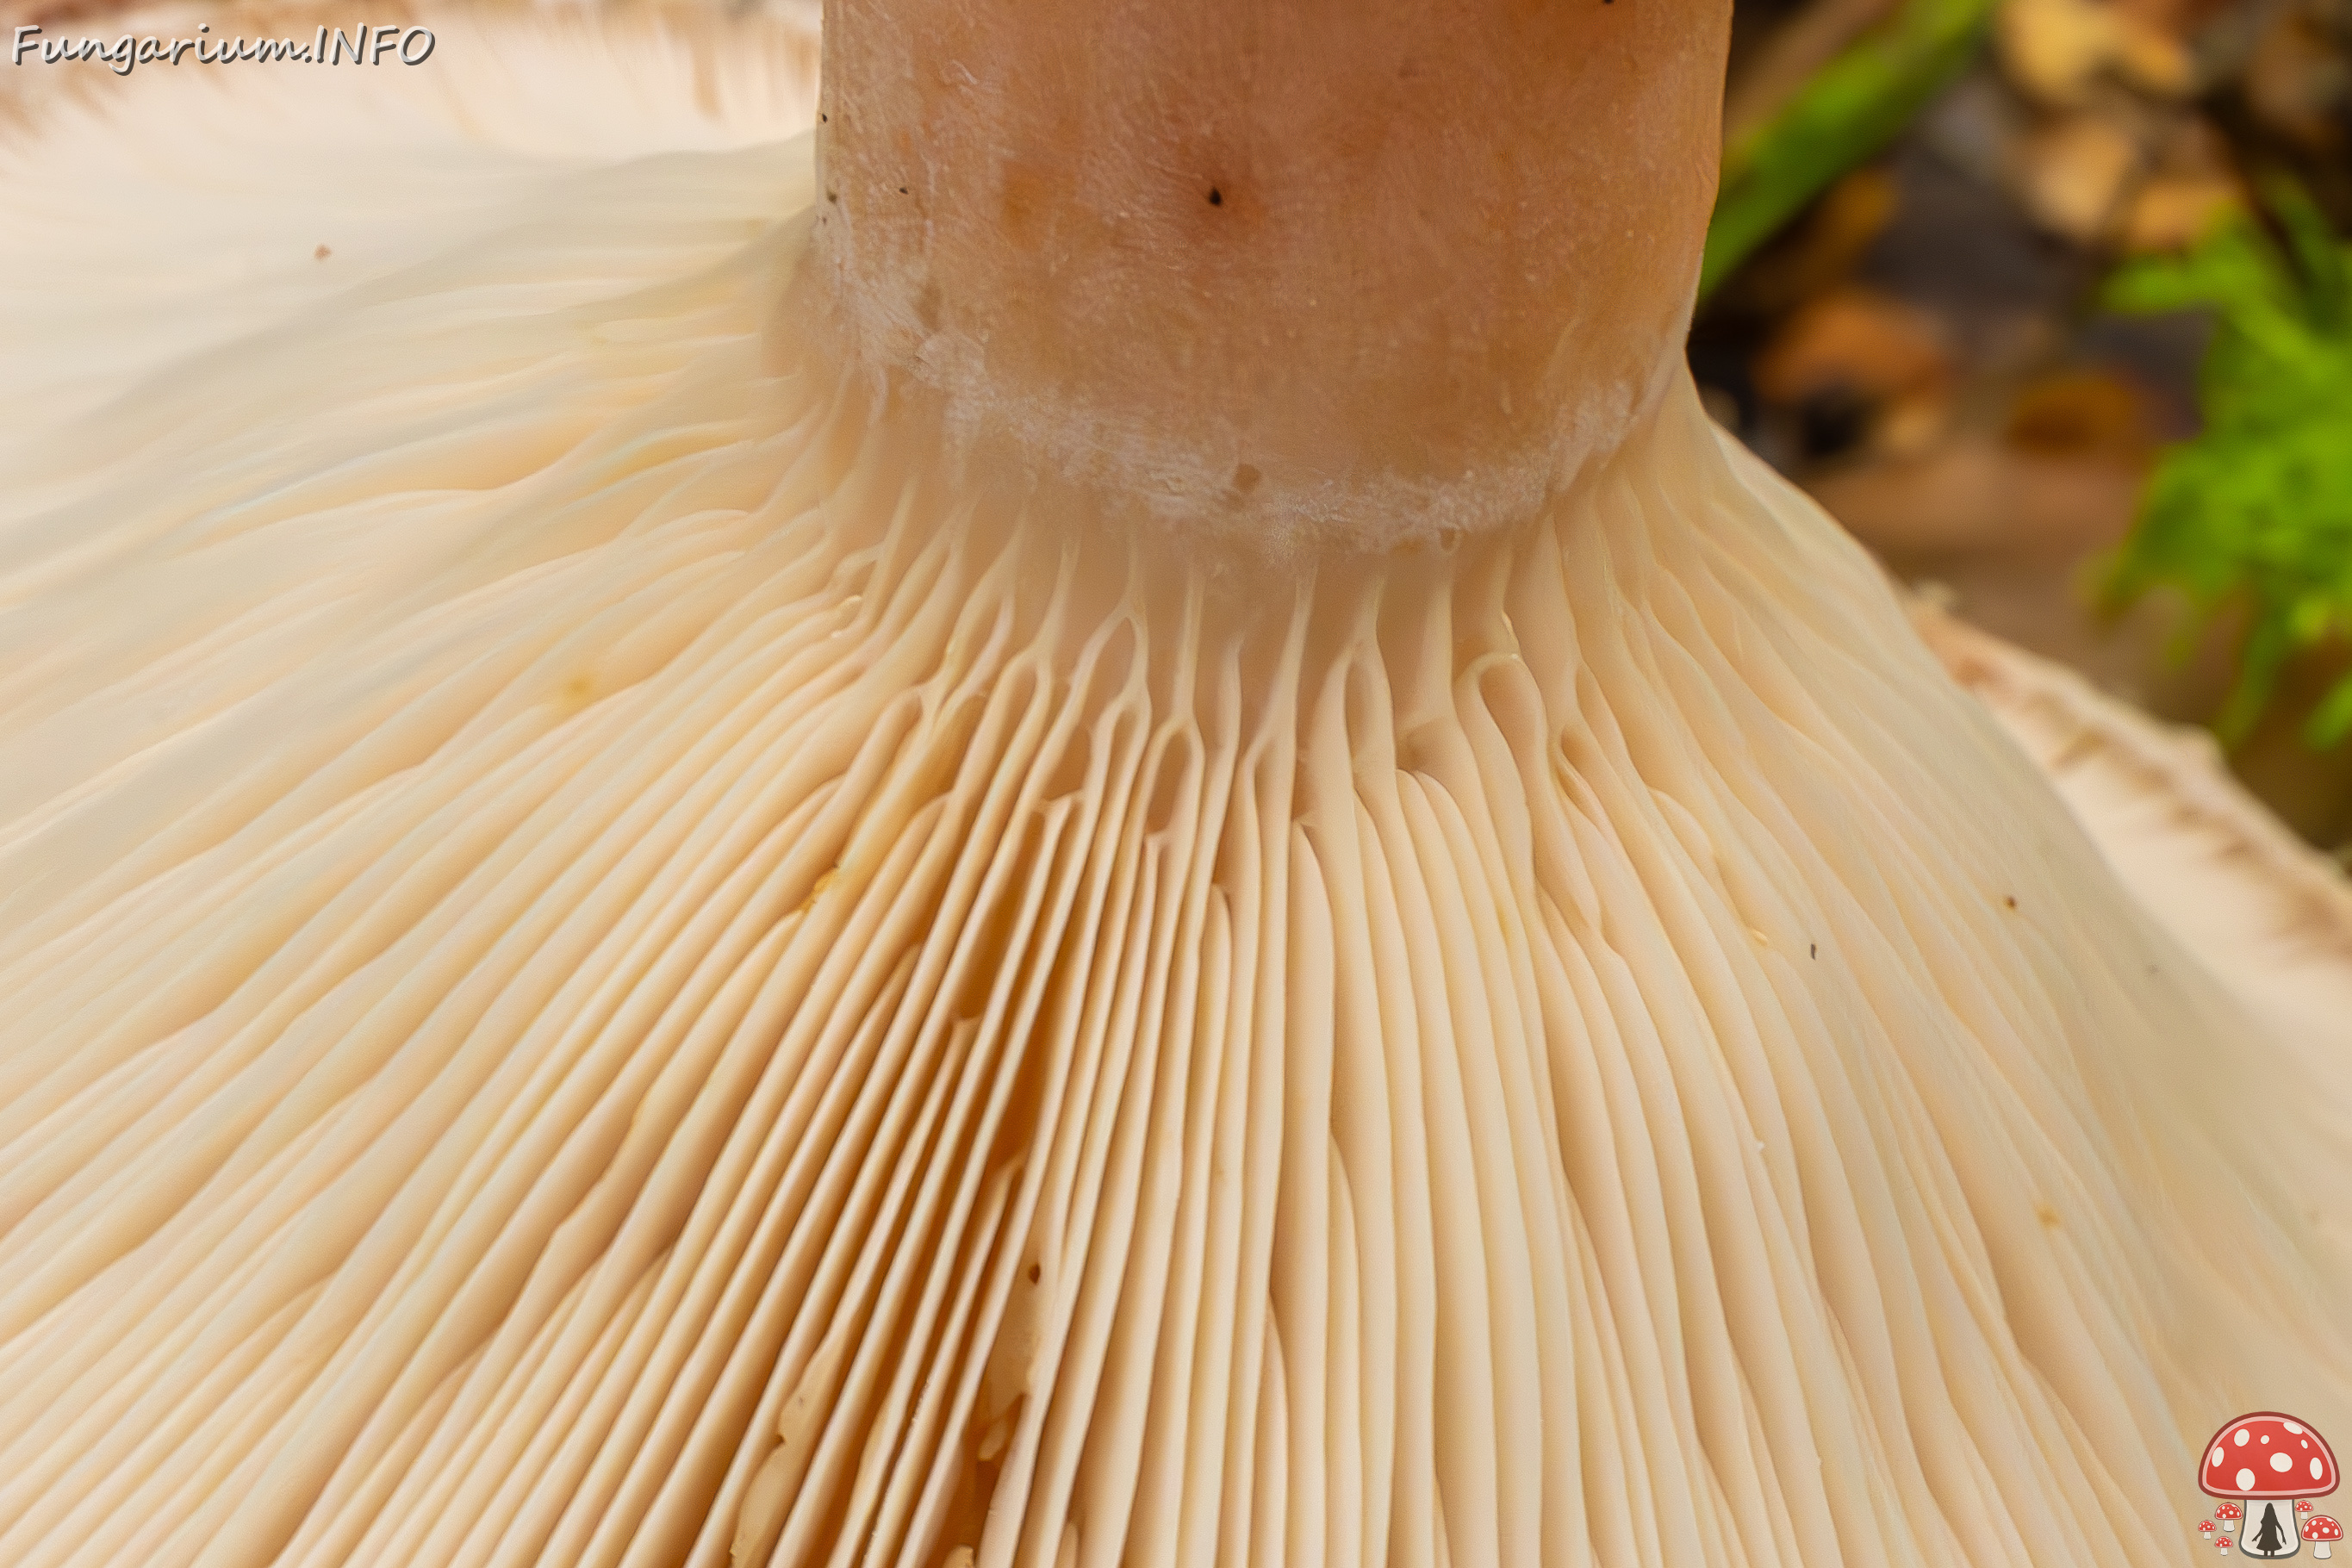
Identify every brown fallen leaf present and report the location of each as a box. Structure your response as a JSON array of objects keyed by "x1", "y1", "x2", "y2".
[
  {"x1": 2001, "y1": 0, "x2": 2129, "y2": 103},
  {"x1": 2247, "y1": 2, "x2": 2351, "y2": 150},
  {"x1": 2122, "y1": 174, "x2": 2240, "y2": 250},
  {"x1": 1752, "y1": 285, "x2": 1953, "y2": 409},
  {"x1": 1999, "y1": 0, "x2": 2194, "y2": 101},
  {"x1": 2005, "y1": 368, "x2": 2155, "y2": 459},
  {"x1": 2013, "y1": 112, "x2": 2143, "y2": 240}
]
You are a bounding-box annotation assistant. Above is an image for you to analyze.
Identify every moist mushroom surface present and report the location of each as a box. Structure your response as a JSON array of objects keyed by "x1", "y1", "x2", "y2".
[{"x1": 3, "y1": 3, "x2": 2352, "y2": 1566}]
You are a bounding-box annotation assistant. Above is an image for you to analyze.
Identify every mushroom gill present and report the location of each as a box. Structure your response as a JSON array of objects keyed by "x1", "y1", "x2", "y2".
[
  {"x1": 1920, "y1": 602, "x2": 2352, "y2": 1070},
  {"x1": 1, "y1": 3, "x2": 2349, "y2": 1568}
]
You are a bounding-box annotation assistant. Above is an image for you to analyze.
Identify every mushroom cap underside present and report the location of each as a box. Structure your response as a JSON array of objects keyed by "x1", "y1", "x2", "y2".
[{"x1": 6, "y1": 9, "x2": 2352, "y2": 1568}]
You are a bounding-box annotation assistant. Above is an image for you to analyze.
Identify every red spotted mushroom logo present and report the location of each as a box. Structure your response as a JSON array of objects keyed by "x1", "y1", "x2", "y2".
[{"x1": 2201, "y1": 1412, "x2": 2340, "y2": 1558}]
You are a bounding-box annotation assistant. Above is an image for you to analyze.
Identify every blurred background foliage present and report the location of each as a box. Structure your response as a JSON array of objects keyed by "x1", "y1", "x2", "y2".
[{"x1": 1697, "y1": 0, "x2": 2352, "y2": 849}]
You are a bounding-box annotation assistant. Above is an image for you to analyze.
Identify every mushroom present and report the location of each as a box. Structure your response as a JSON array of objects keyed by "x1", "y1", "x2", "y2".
[
  {"x1": 1916, "y1": 604, "x2": 2352, "y2": 1067},
  {"x1": 2204, "y1": 1414, "x2": 2343, "y2": 1559},
  {"x1": 8, "y1": 3, "x2": 2352, "y2": 1567},
  {"x1": 2310, "y1": 1516, "x2": 2344, "y2": 1558}
]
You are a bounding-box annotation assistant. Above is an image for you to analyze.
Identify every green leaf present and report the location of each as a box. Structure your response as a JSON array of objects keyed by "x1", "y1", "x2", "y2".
[
  {"x1": 1700, "y1": 0, "x2": 2000, "y2": 302},
  {"x1": 2305, "y1": 672, "x2": 2352, "y2": 749}
]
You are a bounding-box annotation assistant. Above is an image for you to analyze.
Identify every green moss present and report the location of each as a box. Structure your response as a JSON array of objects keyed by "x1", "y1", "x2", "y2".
[{"x1": 2099, "y1": 182, "x2": 2352, "y2": 747}]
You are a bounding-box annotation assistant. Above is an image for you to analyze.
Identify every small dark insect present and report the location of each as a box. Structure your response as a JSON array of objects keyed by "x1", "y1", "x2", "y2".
[
  {"x1": 1207, "y1": 188, "x2": 1223, "y2": 207},
  {"x1": 1809, "y1": 944, "x2": 1817, "y2": 959},
  {"x1": 1027, "y1": 1263, "x2": 1042, "y2": 1285}
]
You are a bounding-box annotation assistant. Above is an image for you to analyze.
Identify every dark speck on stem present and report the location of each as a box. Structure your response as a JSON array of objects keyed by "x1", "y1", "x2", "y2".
[{"x1": 1208, "y1": 188, "x2": 1223, "y2": 207}]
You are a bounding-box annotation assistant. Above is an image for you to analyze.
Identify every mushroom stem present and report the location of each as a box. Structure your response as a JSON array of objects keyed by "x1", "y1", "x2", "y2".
[{"x1": 814, "y1": 0, "x2": 1731, "y2": 552}]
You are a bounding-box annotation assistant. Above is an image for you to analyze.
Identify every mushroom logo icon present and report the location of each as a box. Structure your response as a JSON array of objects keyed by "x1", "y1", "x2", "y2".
[
  {"x1": 2203, "y1": 1413, "x2": 2342, "y2": 1559},
  {"x1": 2309, "y1": 1517, "x2": 2344, "y2": 1559}
]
